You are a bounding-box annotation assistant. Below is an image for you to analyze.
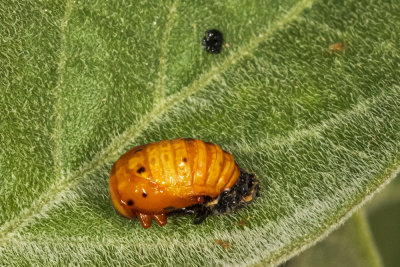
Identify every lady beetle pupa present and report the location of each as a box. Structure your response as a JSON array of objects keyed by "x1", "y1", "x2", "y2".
[{"x1": 109, "y1": 138, "x2": 260, "y2": 228}]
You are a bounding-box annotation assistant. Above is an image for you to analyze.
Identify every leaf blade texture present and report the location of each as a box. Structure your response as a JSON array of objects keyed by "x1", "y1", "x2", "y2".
[{"x1": 1, "y1": 0, "x2": 400, "y2": 265}]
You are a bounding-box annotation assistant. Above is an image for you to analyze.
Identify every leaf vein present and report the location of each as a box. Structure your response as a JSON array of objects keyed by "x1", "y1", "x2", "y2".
[
  {"x1": 230, "y1": 85, "x2": 400, "y2": 154},
  {"x1": 52, "y1": 0, "x2": 72, "y2": 191},
  {"x1": 153, "y1": 0, "x2": 180, "y2": 103},
  {"x1": 0, "y1": 0, "x2": 74, "y2": 245}
]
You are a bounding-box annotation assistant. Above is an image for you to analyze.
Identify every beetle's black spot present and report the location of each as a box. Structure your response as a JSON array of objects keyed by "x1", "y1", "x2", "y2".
[
  {"x1": 137, "y1": 166, "x2": 145, "y2": 174},
  {"x1": 202, "y1": 29, "x2": 223, "y2": 54},
  {"x1": 164, "y1": 206, "x2": 176, "y2": 212},
  {"x1": 183, "y1": 157, "x2": 187, "y2": 162},
  {"x1": 127, "y1": 199, "x2": 134, "y2": 206},
  {"x1": 134, "y1": 148, "x2": 143, "y2": 154},
  {"x1": 142, "y1": 192, "x2": 147, "y2": 198}
]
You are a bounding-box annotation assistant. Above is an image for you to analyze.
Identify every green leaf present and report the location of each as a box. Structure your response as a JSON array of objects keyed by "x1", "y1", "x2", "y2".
[
  {"x1": 279, "y1": 212, "x2": 383, "y2": 267},
  {"x1": 367, "y1": 174, "x2": 400, "y2": 267},
  {"x1": 368, "y1": 205, "x2": 400, "y2": 267},
  {"x1": 279, "y1": 176, "x2": 400, "y2": 267},
  {"x1": 366, "y1": 173, "x2": 400, "y2": 214},
  {"x1": 1, "y1": 0, "x2": 400, "y2": 265}
]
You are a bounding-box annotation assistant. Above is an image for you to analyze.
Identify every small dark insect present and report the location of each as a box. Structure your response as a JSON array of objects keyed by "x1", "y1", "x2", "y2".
[{"x1": 202, "y1": 29, "x2": 223, "y2": 54}]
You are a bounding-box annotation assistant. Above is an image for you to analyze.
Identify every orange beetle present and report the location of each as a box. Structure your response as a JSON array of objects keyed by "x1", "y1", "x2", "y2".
[{"x1": 109, "y1": 138, "x2": 259, "y2": 228}]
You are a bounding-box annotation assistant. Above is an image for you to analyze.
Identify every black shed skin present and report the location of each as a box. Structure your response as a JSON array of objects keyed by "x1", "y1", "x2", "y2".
[{"x1": 175, "y1": 169, "x2": 260, "y2": 224}]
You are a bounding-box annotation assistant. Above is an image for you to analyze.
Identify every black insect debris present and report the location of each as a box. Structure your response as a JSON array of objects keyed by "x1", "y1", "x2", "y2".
[{"x1": 202, "y1": 29, "x2": 223, "y2": 54}]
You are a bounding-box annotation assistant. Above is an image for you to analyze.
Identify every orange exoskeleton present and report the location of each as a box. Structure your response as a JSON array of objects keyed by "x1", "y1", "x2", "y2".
[{"x1": 109, "y1": 138, "x2": 259, "y2": 228}]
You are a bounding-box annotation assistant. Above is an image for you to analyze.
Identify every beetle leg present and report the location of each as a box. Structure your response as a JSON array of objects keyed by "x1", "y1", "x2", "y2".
[
  {"x1": 138, "y1": 213, "x2": 152, "y2": 229},
  {"x1": 153, "y1": 214, "x2": 167, "y2": 226},
  {"x1": 193, "y1": 206, "x2": 211, "y2": 224}
]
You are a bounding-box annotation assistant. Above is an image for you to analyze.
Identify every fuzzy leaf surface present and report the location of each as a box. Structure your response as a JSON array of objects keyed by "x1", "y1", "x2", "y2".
[
  {"x1": 283, "y1": 213, "x2": 383, "y2": 267},
  {"x1": 1, "y1": 0, "x2": 400, "y2": 265}
]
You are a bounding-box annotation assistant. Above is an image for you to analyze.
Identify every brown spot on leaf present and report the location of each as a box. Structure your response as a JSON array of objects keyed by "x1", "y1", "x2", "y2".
[
  {"x1": 214, "y1": 239, "x2": 231, "y2": 250},
  {"x1": 183, "y1": 157, "x2": 187, "y2": 162},
  {"x1": 236, "y1": 216, "x2": 251, "y2": 227},
  {"x1": 329, "y1": 42, "x2": 345, "y2": 52}
]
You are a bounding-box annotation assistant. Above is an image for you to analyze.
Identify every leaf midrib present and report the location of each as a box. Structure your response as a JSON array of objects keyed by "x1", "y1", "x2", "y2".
[{"x1": 0, "y1": 0, "x2": 315, "y2": 246}]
